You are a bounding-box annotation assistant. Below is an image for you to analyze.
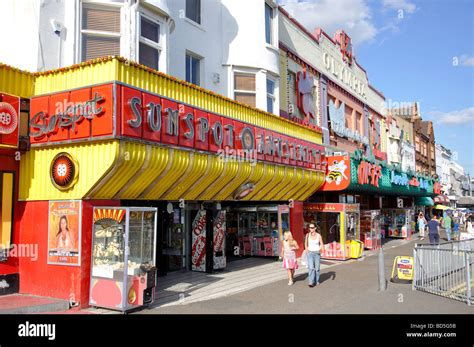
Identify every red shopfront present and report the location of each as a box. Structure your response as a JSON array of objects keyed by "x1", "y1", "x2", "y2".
[{"x1": 18, "y1": 76, "x2": 326, "y2": 307}]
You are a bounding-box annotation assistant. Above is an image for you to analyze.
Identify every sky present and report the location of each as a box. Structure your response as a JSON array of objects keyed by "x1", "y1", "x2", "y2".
[{"x1": 278, "y1": 0, "x2": 474, "y2": 176}]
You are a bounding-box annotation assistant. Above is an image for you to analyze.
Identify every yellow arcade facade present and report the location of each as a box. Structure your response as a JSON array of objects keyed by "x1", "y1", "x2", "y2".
[{"x1": 17, "y1": 57, "x2": 326, "y2": 306}]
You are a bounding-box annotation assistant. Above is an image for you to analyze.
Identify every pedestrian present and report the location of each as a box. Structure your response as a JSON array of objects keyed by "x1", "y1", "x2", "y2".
[
  {"x1": 427, "y1": 214, "x2": 441, "y2": 245},
  {"x1": 305, "y1": 223, "x2": 324, "y2": 288},
  {"x1": 443, "y1": 213, "x2": 452, "y2": 241},
  {"x1": 453, "y1": 214, "x2": 460, "y2": 241},
  {"x1": 467, "y1": 216, "x2": 473, "y2": 234},
  {"x1": 417, "y1": 212, "x2": 427, "y2": 240},
  {"x1": 281, "y1": 231, "x2": 299, "y2": 286}
]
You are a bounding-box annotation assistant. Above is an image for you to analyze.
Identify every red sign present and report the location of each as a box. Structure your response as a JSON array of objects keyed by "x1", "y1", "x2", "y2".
[
  {"x1": 433, "y1": 182, "x2": 442, "y2": 195},
  {"x1": 30, "y1": 85, "x2": 113, "y2": 143},
  {"x1": 357, "y1": 161, "x2": 381, "y2": 188},
  {"x1": 409, "y1": 177, "x2": 420, "y2": 187},
  {"x1": 0, "y1": 93, "x2": 20, "y2": 147},
  {"x1": 321, "y1": 155, "x2": 351, "y2": 191},
  {"x1": 30, "y1": 83, "x2": 326, "y2": 170}
]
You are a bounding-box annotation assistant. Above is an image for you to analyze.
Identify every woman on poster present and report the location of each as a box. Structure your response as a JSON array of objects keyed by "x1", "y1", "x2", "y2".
[{"x1": 56, "y1": 215, "x2": 75, "y2": 251}]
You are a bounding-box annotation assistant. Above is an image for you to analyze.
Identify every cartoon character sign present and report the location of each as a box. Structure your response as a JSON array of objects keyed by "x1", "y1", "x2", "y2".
[
  {"x1": 321, "y1": 155, "x2": 351, "y2": 191},
  {"x1": 326, "y1": 160, "x2": 348, "y2": 185},
  {"x1": 296, "y1": 70, "x2": 316, "y2": 125}
]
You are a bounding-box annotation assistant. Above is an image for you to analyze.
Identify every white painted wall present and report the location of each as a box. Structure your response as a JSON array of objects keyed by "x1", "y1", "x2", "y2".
[
  {"x1": 0, "y1": 0, "x2": 171, "y2": 72},
  {"x1": 0, "y1": 0, "x2": 41, "y2": 71},
  {"x1": 167, "y1": 0, "x2": 280, "y2": 113},
  {"x1": 0, "y1": 0, "x2": 279, "y2": 115}
]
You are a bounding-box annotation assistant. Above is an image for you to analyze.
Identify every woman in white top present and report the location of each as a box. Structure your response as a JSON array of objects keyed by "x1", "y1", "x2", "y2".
[{"x1": 305, "y1": 223, "x2": 324, "y2": 288}]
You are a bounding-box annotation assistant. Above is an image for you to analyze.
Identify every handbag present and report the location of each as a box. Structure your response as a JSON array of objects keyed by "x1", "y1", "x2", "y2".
[{"x1": 301, "y1": 250, "x2": 308, "y2": 267}]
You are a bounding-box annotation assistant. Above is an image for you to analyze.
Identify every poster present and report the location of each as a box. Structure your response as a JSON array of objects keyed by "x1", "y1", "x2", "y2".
[
  {"x1": 191, "y1": 210, "x2": 207, "y2": 272},
  {"x1": 213, "y1": 211, "x2": 226, "y2": 270},
  {"x1": 48, "y1": 200, "x2": 81, "y2": 266}
]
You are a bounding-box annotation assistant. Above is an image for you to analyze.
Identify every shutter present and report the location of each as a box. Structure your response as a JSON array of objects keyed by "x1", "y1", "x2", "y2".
[
  {"x1": 82, "y1": 35, "x2": 120, "y2": 61},
  {"x1": 235, "y1": 93, "x2": 256, "y2": 108},
  {"x1": 234, "y1": 74, "x2": 256, "y2": 92},
  {"x1": 82, "y1": 5, "x2": 121, "y2": 33}
]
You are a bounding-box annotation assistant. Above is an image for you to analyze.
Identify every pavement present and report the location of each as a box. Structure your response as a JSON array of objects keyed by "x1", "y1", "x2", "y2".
[{"x1": 139, "y1": 231, "x2": 474, "y2": 314}]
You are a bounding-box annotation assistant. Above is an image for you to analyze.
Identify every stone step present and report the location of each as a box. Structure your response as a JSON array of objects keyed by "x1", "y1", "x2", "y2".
[{"x1": 0, "y1": 294, "x2": 70, "y2": 314}]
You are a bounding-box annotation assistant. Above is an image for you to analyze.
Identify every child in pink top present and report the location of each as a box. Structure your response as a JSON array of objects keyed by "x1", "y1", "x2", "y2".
[{"x1": 281, "y1": 231, "x2": 299, "y2": 285}]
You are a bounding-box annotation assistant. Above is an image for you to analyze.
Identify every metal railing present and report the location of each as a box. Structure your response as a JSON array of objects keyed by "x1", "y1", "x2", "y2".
[{"x1": 413, "y1": 239, "x2": 474, "y2": 305}]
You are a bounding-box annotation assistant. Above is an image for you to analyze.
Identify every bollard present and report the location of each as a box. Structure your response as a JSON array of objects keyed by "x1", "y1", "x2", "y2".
[{"x1": 378, "y1": 247, "x2": 387, "y2": 291}]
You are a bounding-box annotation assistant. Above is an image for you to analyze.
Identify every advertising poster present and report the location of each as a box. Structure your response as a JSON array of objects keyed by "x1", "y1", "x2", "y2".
[
  {"x1": 191, "y1": 210, "x2": 207, "y2": 272},
  {"x1": 48, "y1": 200, "x2": 81, "y2": 266},
  {"x1": 213, "y1": 210, "x2": 226, "y2": 270}
]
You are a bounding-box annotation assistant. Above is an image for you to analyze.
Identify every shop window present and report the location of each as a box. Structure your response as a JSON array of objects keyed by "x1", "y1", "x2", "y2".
[
  {"x1": 234, "y1": 73, "x2": 256, "y2": 107},
  {"x1": 81, "y1": 4, "x2": 121, "y2": 62},
  {"x1": 0, "y1": 173, "x2": 14, "y2": 249},
  {"x1": 139, "y1": 16, "x2": 161, "y2": 71},
  {"x1": 186, "y1": 0, "x2": 201, "y2": 24},
  {"x1": 265, "y1": 2, "x2": 274, "y2": 45},
  {"x1": 266, "y1": 78, "x2": 275, "y2": 114},
  {"x1": 185, "y1": 53, "x2": 201, "y2": 86}
]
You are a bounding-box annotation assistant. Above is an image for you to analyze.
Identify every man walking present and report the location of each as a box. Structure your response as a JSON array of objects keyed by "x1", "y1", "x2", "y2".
[{"x1": 427, "y1": 214, "x2": 441, "y2": 245}]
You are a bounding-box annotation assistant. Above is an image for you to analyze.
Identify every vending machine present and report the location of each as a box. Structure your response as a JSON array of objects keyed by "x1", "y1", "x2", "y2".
[{"x1": 89, "y1": 207, "x2": 158, "y2": 312}]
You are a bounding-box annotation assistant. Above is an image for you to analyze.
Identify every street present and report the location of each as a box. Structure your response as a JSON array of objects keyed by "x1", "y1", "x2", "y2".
[{"x1": 141, "y1": 231, "x2": 474, "y2": 314}]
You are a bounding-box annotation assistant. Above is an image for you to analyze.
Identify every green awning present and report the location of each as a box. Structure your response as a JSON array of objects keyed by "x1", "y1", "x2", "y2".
[{"x1": 415, "y1": 197, "x2": 434, "y2": 206}]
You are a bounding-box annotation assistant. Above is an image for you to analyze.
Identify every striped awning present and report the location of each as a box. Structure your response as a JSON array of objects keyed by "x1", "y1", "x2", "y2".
[{"x1": 433, "y1": 195, "x2": 450, "y2": 205}]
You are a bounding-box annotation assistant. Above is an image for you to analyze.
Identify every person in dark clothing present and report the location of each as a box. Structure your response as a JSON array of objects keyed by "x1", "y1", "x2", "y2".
[{"x1": 427, "y1": 214, "x2": 440, "y2": 245}]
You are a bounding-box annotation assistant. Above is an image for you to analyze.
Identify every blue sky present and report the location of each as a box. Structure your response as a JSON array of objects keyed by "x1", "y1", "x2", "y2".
[{"x1": 279, "y1": 0, "x2": 474, "y2": 175}]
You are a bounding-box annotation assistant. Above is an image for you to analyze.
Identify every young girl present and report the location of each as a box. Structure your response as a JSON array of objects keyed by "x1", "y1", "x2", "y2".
[{"x1": 281, "y1": 231, "x2": 299, "y2": 285}]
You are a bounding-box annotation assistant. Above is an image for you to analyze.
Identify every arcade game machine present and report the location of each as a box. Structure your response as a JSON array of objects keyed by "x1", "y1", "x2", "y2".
[
  {"x1": 303, "y1": 203, "x2": 364, "y2": 260},
  {"x1": 90, "y1": 207, "x2": 158, "y2": 312},
  {"x1": 360, "y1": 210, "x2": 382, "y2": 250},
  {"x1": 382, "y1": 208, "x2": 413, "y2": 239}
]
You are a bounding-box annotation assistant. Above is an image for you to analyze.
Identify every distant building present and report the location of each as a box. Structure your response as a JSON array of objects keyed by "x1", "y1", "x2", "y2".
[{"x1": 390, "y1": 102, "x2": 436, "y2": 176}]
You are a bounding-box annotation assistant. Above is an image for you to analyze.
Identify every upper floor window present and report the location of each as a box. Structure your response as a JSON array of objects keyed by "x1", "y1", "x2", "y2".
[
  {"x1": 186, "y1": 53, "x2": 201, "y2": 86},
  {"x1": 139, "y1": 15, "x2": 161, "y2": 71},
  {"x1": 265, "y1": 3, "x2": 274, "y2": 45},
  {"x1": 234, "y1": 73, "x2": 256, "y2": 108},
  {"x1": 81, "y1": 4, "x2": 121, "y2": 62},
  {"x1": 266, "y1": 78, "x2": 275, "y2": 114},
  {"x1": 186, "y1": 0, "x2": 201, "y2": 24}
]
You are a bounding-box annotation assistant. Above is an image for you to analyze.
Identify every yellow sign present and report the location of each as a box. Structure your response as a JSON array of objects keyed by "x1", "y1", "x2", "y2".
[{"x1": 391, "y1": 256, "x2": 414, "y2": 283}]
